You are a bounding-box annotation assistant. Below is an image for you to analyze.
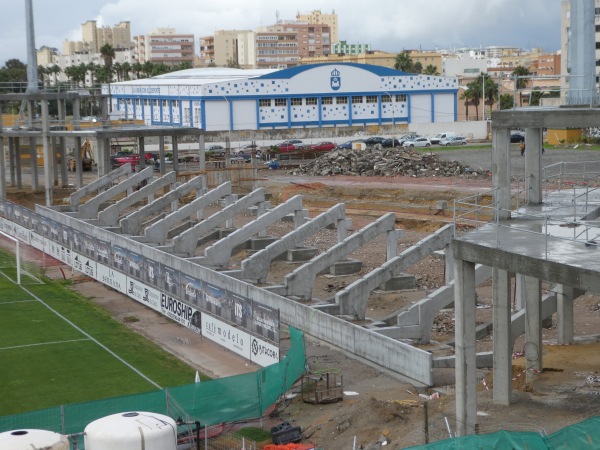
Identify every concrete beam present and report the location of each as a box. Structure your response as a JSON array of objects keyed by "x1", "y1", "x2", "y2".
[
  {"x1": 236, "y1": 204, "x2": 346, "y2": 283},
  {"x1": 284, "y1": 212, "x2": 397, "y2": 301},
  {"x1": 77, "y1": 166, "x2": 154, "y2": 219},
  {"x1": 336, "y1": 224, "x2": 454, "y2": 320},
  {"x1": 119, "y1": 176, "x2": 204, "y2": 235},
  {"x1": 97, "y1": 171, "x2": 177, "y2": 226},
  {"x1": 145, "y1": 181, "x2": 231, "y2": 245},
  {"x1": 204, "y1": 195, "x2": 304, "y2": 268},
  {"x1": 171, "y1": 188, "x2": 266, "y2": 257},
  {"x1": 70, "y1": 163, "x2": 132, "y2": 208},
  {"x1": 491, "y1": 107, "x2": 600, "y2": 130}
]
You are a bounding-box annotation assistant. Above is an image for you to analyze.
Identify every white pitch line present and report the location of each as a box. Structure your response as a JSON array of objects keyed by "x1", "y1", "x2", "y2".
[
  {"x1": 0, "y1": 338, "x2": 90, "y2": 351},
  {"x1": 12, "y1": 282, "x2": 162, "y2": 389},
  {"x1": 0, "y1": 300, "x2": 37, "y2": 305}
]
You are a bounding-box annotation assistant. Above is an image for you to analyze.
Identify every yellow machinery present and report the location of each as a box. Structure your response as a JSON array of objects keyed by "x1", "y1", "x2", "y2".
[{"x1": 68, "y1": 139, "x2": 94, "y2": 171}]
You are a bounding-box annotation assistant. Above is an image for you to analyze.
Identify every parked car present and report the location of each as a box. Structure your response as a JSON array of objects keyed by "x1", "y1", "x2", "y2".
[
  {"x1": 430, "y1": 132, "x2": 456, "y2": 145},
  {"x1": 337, "y1": 139, "x2": 365, "y2": 149},
  {"x1": 403, "y1": 137, "x2": 432, "y2": 148},
  {"x1": 233, "y1": 144, "x2": 262, "y2": 156},
  {"x1": 439, "y1": 136, "x2": 467, "y2": 146},
  {"x1": 381, "y1": 138, "x2": 402, "y2": 148},
  {"x1": 287, "y1": 139, "x2": 304, "y2": 150},
  {"x1": 310, "y1": 141, "x2": 337, "y2": 152},
  {"x1": 363, "y1": 136, "x2": 386, "y2": 146},
  {"x1": 397, "y1": 133, "x2": 420, "y2": 146},
  {"x1": 510, "y1": 131, "x2": 525, "y2": 143},
  {"x1": 275, "y1": 140, "x2": 297, "y2": 152},
  {"x1": 207, "y1": 145, "x2": 225, "y2": 156},
  {"x1": 111, "y1": 151, "x2": 155, "y2": 169}
]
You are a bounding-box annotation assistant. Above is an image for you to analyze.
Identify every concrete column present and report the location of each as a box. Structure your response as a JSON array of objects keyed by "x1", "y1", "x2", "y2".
[
  {"x1": 556, "y1": 284, "x2": 574, "y2": 345},
  {"x1": 172, "y1": 137, "x2": 178, "y2": 173},
  {"x1": 515, "y1": 274, "x2": 525, "y2": 310},
  {"x1": 454, "y1": 258, "x2": 477, "y2": 436},
  {"x1": 337, "y1": 218, "x2": 347, "y2": 243},
  {"x1": 444, "y1": 243, "x2": 455, "y2": 284},
  {"x1": 524, "y1": 275, "x2": 542, "y2": 376},
  {"x1": 52, "y1": 137, "x2": 59, "y2": 185},
  {"x1": 159, "y1": 136, "x2": 166, "y2": 175},
  {"x1": 29, "y1": 136, "x2": 39, "y2": 191},
  {"x1": 386, "y1": 229, "x2": 400, "y2": 260},
  {"x1": 75, "y1": 136, "x2": 83, "y2": 189},
  {"x1": 524, "y1": 127, "x2": 543, "y2": 204},
  {"x1": 197, "y1": 135, "x2": 205, "y2": 172},
  {"x1": 100, "y1": 97, "x2": 109, "y2": 127},
  {"x1": 138, "y1": 136, "x2": 145, "y2": 174},
  {"x1": 97, "y1": 138, "x2": 107, "y2": 176},
  {"x1": 493, "y1": 268, "x2": 512, "y2": 405},
  {"x1": 491, "y1": 127, "x2": 512, "y2": 220},
  {"x1": 257, "y1": 201, "x2": 268, "y2": 237},
  {"x1": 225, "y1": 194, "x2": 238, "y2": 228},
  {"x1": 41, "y1": 99, "x2": 52, "y2": 206},
  {"x1": 8, "y1": 138, "x2": 15, "y2": 187},
  {"x1": 72, "y1": 98, "x2": 81, "y2": 130},
  {"x1": 13, "y1": 137, "x2": 21, "y2": 188},
  {"x1": 58, "y1": 100, "x2": 67, "y2": 186}
]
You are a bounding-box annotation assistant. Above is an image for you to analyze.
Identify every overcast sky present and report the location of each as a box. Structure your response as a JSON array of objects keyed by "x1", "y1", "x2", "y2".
[{"x1": 1, "y1": 0, "x2": 563, "y2": 67}]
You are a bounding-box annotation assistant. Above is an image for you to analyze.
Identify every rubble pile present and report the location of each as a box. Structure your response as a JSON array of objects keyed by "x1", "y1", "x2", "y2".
[{"x1": 288, "y1": 147, "x2": 487, "y2": 178}]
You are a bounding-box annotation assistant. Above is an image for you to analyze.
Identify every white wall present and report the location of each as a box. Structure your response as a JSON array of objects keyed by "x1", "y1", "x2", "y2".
[{"x1": 410, "y1": 120, "x2": 488, "y2": 140}]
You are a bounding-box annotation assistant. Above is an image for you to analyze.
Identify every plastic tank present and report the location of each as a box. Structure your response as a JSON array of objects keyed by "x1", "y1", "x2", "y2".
[
  {"x1": 84, "y1": 411, "x2": 177, "y2": 450},
  {"x1": 0, "y1": 429, "x2": 69, "y2": 449}
]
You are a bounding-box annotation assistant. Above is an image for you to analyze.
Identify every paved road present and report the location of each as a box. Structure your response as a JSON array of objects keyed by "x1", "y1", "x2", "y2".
[{"x1": 433, "y1": 145, "x2": 600, "y2": 179}]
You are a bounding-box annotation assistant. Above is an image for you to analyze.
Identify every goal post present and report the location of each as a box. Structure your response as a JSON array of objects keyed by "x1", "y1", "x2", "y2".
[{"x1": 0, "y1": 230, "x2": 43, "y2": 285}]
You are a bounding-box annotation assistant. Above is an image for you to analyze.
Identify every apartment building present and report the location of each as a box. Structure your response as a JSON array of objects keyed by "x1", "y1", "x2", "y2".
[
  {"x1": 256, "y1": 22, "x2": 330, "y2": 69},
  {"x1": 134, "y1": 28, "x2": 195, "y2": 66},
  {"x1": 198, "y1": 36, "x2": 215, "y2": 66},
  {"x1": 296, "y1": 10, "x2": 339, "y2": 44},
  {"x1": 65, "y1": 20, "x2": 132, "y2": 55},
  {"x1": 301, "y1": 51, "x2": 396, "y2": 68}
]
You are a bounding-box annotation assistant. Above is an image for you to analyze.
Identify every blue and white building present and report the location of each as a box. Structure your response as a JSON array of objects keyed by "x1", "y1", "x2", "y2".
[{"x1": 107, "y1": 63, "x2": 458, "y2": 131}]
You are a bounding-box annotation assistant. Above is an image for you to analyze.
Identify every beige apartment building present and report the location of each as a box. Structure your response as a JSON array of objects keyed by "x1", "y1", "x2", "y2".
[
  {"x1": 198, "y1": 30, "x2": 256, "y2": 68},
  {"x1": 134, "y1": 28, "x2": 195, "y2": 66},
  {"x1": 66, "y1": 20, "x2": 132, "y2": 55},
  {"x1": 296, "y1": 10, "x2": 339, "y2": 44}
]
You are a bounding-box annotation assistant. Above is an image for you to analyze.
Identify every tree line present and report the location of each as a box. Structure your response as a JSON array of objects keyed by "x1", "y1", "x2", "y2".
[{"x1": 0, "y1": 44, "x2": 192, "y2": 89}]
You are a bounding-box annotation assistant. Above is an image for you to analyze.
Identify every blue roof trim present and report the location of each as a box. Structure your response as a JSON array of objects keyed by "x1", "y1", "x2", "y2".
[{"x1": 254, "y1": 63, "x2": 411, "y2": 79}]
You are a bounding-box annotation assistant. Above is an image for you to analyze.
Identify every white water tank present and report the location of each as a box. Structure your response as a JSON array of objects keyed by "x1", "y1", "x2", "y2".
[
  {"x1": 0, "y1": 429, "x2": 69, "y2": 449},
  {"x1": 84, "y1": 411, "x2": 177, "y2": 450}
]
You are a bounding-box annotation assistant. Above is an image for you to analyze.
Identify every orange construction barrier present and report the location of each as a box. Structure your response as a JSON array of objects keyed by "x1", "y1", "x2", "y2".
[{"x1": 263, "y1": 444, "x2": 316, "y2": 450}]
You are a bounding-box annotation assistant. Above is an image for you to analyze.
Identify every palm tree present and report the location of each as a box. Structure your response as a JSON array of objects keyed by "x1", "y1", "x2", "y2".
[
  {"x1": 132, "y1": 61, "x2": 143, "y2": 79},
  {"x1": 423, "y1": 65, "x2": 439, "y2": 76},
  {"x1": 466, "y1": 79, "x2": 482, "y2": 120},
  {"x1": 100, "y1": 43, "x2": 116, "y2": 70},
  {"x1": 113, "y1": 62, "x2": 123, "y2": 81},
  {"x1": 37, "y1": 65, "x2": 47, "y2": 88},
  {"x1": 459, "y1": 88, "x2": 473, "y2": 121},
  {"x1": 394, "y1": 51, "x2": 414, "y2": 72},
  {"x1": 120, "y1": 62, "x2": 132, "y2": 80},
  {"x1": 511, "y1": 65, "x2": 531, "y2": 106},
  {"x1": 86, "y1": 62, "x2": 98, "y2": 86},
  {"x1": 476, "y1": 73, "x2": 498, "y2": 115},
  {"x1": 49, "y1": 64, "x2": 61, "y2": 85}
]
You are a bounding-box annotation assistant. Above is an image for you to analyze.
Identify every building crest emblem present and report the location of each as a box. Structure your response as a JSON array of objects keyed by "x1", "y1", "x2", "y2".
[{"x1": 330, "y1": 68, "x2": 341, "y2": 91}]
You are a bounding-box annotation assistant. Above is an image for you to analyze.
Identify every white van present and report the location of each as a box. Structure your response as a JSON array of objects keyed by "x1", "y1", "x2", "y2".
[{"x1": 430, "y1": 132, "x2": 456, "y2": 145}]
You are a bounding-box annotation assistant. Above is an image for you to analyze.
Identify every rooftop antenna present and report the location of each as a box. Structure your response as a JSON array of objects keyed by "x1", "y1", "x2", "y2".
[
  {"x1": 276, "y1": 10, "x2": 280, "y2": 24},
  {"x1": 25, "y1": 0, "x2": 39, "y2": 93}
]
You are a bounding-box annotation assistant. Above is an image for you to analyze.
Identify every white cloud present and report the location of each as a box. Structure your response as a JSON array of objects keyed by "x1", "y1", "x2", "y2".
[{"x1": 1, "y1": 0, "x2": 562, "y2": 66}]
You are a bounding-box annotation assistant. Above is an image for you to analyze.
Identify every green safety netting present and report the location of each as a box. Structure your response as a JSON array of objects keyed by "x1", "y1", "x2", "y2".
[
  {"x1": 406, "y1": 417, "x2": 600, "y2": 450},
  {"x1": 0, "y1": 326, "x2": 306, "y2": 434}
]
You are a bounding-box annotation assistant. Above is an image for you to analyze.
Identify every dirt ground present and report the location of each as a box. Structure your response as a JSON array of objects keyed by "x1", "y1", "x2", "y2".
[{"x1": 7, "y1": 157, "x2": 600, "y2": 449}]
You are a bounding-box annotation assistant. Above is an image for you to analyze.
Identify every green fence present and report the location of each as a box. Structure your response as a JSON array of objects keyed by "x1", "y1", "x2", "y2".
[
  {"x1": 0, "y1": 327, "x2": 305, "y2": 435},
  {"x1": 406, "y1": 416, "x2": 600, "y2": 450}
]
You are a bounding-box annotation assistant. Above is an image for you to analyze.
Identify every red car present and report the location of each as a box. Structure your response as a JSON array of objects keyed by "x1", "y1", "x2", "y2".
[
  {"x1": 276, "y1": 141, "x2": 297, "y2": 152},
  {"x1": 310, "y1": 141, "x2": 336, "y2": 152}
]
